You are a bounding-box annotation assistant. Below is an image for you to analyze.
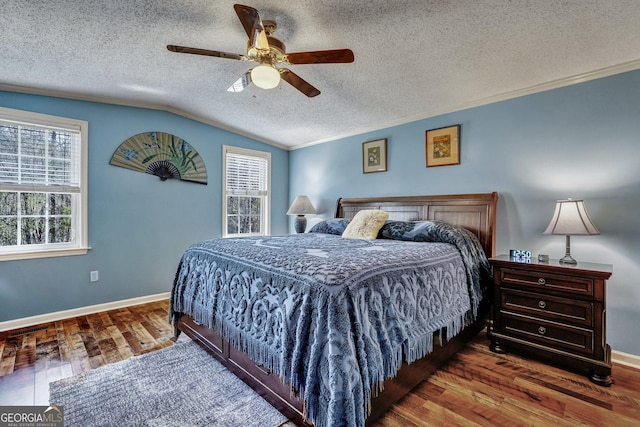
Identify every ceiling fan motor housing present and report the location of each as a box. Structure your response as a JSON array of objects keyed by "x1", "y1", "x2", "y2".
[{"x1": 247, "y1": 36, "x2": 286, "y2": 64}]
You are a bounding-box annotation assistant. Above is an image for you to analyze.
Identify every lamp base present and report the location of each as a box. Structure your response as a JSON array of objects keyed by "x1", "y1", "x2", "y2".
[
  {"x1": 294, "y1": 215, "x2": 307, "y2": 233},
  {"x1": 559, "y1": 254, "x2": 577, "y2": 265},
  {"x1": 559, "y1": 235, "x2": 577, "y2": 265}
]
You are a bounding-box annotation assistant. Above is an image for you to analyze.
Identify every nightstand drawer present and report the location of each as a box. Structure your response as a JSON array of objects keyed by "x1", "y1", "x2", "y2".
[
  {"x1": 500, "y1": 268, "x2": 594, "y2": 297},
  {"x1": 501, "y1": 313, "x2": 594, "y2": 356},
  {"x1": 501, "y1": 288, "x2": 594, "y2": 327}
]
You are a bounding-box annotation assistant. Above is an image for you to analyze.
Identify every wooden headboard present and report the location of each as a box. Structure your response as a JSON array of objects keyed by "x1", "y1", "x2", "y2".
[{"x1": 335, "y1": 192, "x2": 498, "y2": 257}]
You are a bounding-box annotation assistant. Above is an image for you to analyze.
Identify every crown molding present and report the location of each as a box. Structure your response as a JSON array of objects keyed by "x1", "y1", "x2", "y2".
[
  {"x1": 3, "y1": 57, "x2": 640, "y2": 152},
  {"x1": 289, "y1": 58, "x2": 640, "y2": 150},
  {"x1": 0, "y1": 83, "x2": 289, "y2": 151}
]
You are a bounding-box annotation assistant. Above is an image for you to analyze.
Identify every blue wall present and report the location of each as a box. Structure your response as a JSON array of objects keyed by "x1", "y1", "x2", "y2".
[
  {"x1": 0, "y1": 91, "x2": 289, "y2": 321},
  {"x1": 290, "y1": 70, "x2": 640, "y2": 355},
  {"x1": 2, "y1": 69, "x2": 639, "y2": 356}
]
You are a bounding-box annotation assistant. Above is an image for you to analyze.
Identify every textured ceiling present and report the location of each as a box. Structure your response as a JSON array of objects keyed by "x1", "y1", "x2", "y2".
[{"x1": 2, "y1": 1, "x2": 640, "y2": 149}]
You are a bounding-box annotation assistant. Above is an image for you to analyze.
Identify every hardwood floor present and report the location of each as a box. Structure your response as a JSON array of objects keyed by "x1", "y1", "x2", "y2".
[
  {"x1": 371, "y1": 338, "x2": 640, "y2": 427},
  {"x1": 1, "y1": 300, "x2": 639, "y2": 426},
  {"x1": 0, "y1": 300, "x2": 175, "y2": 406}
]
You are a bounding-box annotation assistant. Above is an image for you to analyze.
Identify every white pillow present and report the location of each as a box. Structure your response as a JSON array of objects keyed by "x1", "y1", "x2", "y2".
[{"x1": 342, "y1": 210, "x2": 389, "y2": 240}]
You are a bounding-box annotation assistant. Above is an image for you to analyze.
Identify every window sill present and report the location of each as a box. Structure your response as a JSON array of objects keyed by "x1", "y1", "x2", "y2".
[{"x1": 0, "y1": 247, "x2": 90, "y2": 262}]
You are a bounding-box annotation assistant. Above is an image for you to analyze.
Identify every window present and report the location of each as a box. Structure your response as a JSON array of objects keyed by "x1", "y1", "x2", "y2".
[
  {"x1": 223, "y1": 146, "x2": 270, "y2": 237},
  {"x1": 0, "y1": 107, "x2": 88, "y2": 261}
]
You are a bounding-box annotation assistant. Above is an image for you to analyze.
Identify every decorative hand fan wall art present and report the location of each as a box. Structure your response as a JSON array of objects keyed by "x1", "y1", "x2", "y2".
[{"x1": 110, "y1": 132, "x2": 207, "y2": 185}]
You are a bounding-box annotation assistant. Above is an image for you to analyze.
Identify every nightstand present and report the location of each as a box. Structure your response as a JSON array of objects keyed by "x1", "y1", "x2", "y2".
[{"x1": 487, "y1": 254, "x2": 613, "y2": 386}]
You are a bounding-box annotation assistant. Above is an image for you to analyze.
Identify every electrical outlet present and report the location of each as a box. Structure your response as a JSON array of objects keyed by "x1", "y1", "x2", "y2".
[{"x1": 90, "y1": 270, "x2": 99, "y2": 282}]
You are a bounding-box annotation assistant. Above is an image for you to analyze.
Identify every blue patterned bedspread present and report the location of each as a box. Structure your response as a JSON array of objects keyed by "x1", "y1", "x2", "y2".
[{"x1": 170, "y1": 224, "x2": 489, "y2": 427}]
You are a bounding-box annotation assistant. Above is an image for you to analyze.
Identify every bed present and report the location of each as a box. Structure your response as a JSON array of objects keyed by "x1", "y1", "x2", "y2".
[{"x1": 170, "y1": 192, "x2": 498, "y2": 427}]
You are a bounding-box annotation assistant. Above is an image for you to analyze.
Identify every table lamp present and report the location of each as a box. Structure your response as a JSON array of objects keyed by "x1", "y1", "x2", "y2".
[
  {"x1": 543, "y1": 198, "x2": 599, "y2": 265},
  {"x1": 287, "y1": 196, "x2": 316, "y2": 233}
]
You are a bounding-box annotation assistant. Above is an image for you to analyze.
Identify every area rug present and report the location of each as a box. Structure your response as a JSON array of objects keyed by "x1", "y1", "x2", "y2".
[{"x1": 49, "y1": 340, "x2": 288, "y2": 427}]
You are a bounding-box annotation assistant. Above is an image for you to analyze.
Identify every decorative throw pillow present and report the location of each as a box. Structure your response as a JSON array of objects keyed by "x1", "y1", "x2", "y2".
[
  {"x1": 378, "y1": 220, "x2": 418, "y2": 240},
  {"x1": 308, "y1": 218, "x2": 350, "y2": 235},
  {"x1": 379, "y1": 220, "x2": 435, "y2": 241},
  {"x1": 342, "y1": 210, "x2": 389, "y2": 240}
]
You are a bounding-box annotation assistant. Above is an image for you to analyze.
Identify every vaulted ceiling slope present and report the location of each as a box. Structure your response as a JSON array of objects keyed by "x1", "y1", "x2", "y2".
[{"x1": 2, "y1": 1, "x2": 640, "y2": 149}]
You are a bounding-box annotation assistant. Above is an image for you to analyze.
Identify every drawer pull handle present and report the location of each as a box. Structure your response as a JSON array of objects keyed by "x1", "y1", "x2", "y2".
[
  {"x1": 538, "y1": 300, "x2": 547, "y2": 309},
  {"x1": 538, "y1": 326, "x2": 546, "y2": 335},
  {"x1": 537, "y1": 278, "x2": 546, "y2": 285}
]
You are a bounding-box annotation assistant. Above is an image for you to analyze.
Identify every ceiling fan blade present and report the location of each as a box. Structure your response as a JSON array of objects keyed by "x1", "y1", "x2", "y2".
[
  {"x1": 227, "y1": 71, "x2": 252, "y2": 93},
  {"x1": 233, "y1": 4, "x2": 269, "y2": 51},
  {"x1": 280, "y1": 69, "x2": 320, "y2": 97},
  {"x1": 167, "y1": 45, "x2": 247, "y2": 61},
  {"x1": 284, "y1": 49, "x2": 355, "y2": 65}
]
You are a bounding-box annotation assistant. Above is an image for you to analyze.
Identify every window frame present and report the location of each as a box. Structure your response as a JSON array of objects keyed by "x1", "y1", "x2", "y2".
[
  {"x1": 222, "y1": 145, "x2": 271, "y2": 238},
  {"x1": 0, "y1": 106, "x2": 89, "y2": 261}
]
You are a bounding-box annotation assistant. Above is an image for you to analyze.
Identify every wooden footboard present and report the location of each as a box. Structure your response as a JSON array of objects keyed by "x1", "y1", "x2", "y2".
[{"x1": 177, "y1": 309, "x2": 489, "y2": 426}]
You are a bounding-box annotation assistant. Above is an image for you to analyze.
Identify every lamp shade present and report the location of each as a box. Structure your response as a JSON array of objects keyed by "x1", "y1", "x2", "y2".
[
  {"x1": 287, "y1": 196, "x2": 316, "y2": 215},
  {"x1": 543, "y1": 199, "x2": 599, "y2": 236}
]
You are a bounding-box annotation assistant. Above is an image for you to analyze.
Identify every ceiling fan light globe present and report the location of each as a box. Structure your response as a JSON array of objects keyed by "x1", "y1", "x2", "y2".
[{"x1": 251, "y1": 65, "x2": 280, "y2": 89}]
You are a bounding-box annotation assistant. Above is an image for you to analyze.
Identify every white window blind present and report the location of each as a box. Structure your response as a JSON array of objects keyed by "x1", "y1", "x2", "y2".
[
  {"x1": 0, "y1": 120, "x2": 82, "y2": 193},
  {"x1": 225, "y1": 151, "x2": 268, "y2": 196}
]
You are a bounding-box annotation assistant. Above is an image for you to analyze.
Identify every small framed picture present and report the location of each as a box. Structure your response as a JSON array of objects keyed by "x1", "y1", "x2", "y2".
[
  {"x1": 425, "y1": 125, "x2": 460, "y2": 167},
  {"x1": 362, "y1": 138, "x2": 387, "y2": 173}
]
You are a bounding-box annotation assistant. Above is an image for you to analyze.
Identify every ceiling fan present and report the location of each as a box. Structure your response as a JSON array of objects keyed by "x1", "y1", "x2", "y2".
[{"x1": 167, "y1": 3, "x2": 354, "y2": 97}]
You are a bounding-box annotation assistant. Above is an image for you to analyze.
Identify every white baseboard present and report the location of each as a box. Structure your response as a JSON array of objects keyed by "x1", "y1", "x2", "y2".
[
  {"x1": 612, "y1": 350, "x2": 640, "y2": 370},
  {"x1": 0, "y1": 292, "x2": 171, "y2": 332}
]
